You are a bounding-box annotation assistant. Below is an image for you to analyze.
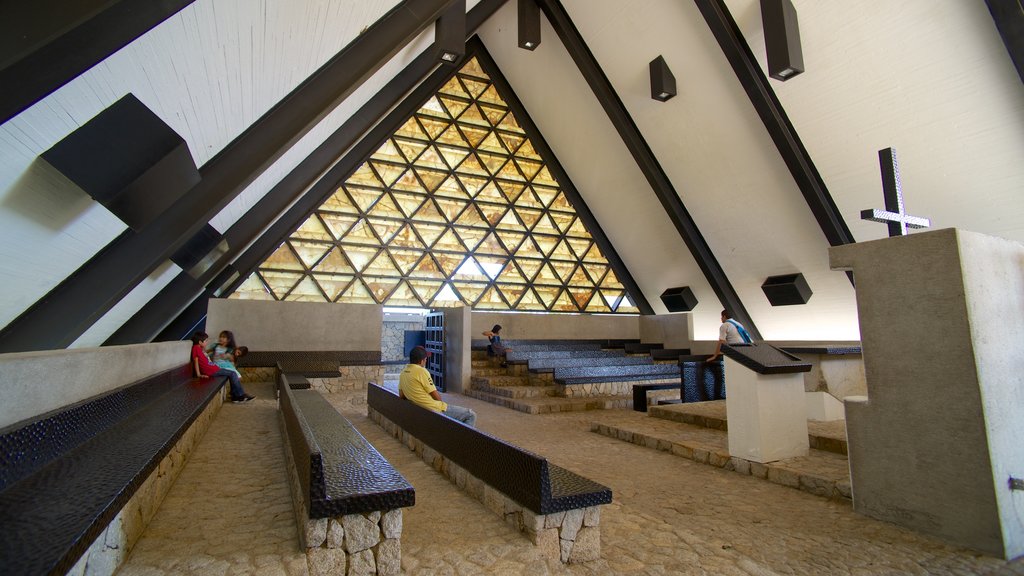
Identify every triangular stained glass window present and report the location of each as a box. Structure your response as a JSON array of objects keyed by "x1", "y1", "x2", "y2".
[{"x1": 231, "y1": 55, "x2": 637, "y2": 312}]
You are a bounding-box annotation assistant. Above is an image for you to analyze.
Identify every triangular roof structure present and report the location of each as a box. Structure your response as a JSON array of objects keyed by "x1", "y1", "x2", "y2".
[{"x1": 0, "y1": 0, "x2": 1021, "y2": 350}]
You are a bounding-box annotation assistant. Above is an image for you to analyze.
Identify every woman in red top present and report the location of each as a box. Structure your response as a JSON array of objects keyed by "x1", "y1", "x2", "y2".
[{"x1": 190, "y1": 331, "x2": 254, "y2": 403}]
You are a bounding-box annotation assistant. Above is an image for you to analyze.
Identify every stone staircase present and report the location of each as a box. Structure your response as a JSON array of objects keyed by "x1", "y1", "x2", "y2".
[{"x1": 466, "y1": 353, "x2": 656, "y2": 415}]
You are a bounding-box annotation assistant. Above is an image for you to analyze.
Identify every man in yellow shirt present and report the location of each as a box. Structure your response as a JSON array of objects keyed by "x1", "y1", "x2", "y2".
[{"x1": 398, "y1": 346, "x2": 477, "y2": 427}]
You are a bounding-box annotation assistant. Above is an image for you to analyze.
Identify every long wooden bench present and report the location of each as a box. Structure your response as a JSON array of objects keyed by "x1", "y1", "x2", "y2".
[
  {"x1": 278, "y1": 378, "x2": 414, "y2": 575},
  {"x1": 366, "y1": 383, "x2": 611, "y2": 563},
  {"x1": 0, "y1": 365, "x2": 225, "y2": 575}
]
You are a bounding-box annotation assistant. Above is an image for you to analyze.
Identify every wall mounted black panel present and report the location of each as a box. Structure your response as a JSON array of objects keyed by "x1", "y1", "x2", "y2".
[
  {"x1": 649, "y1": 56, "x2": 677, "y2": 101},
  {"x1": 41, "y1": 94, "x2": 200, "y2": 232},
  {"x1": 435, "y1": 0, "x2": 466, "y2": 65},
  {"x1": 660, "y1": 286, "x2": 698, "y2": 312},
  {"x1": 761, "y1": 273, "x2": 812, "y2": 306},
  {"x1": 760, "y1": 0, "x2": 804, "y2": 81},
  {"x1": 985, "y1": 0, "x2": 1024, "y2": 85},
  {"x1": 518, "y1": 0, "x2": 542, "y2": 49}
]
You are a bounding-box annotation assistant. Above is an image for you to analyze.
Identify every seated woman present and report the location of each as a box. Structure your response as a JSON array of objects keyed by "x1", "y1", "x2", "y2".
[
  {"x1": 192, "y1": 330, "x2": 254, "y2": 403},
  {"x1": 207, "y1": 330, "x2": 244, "y2": 377},
  {"x1": 481, "y1": 324, "x2": 512, "y2": 368}
]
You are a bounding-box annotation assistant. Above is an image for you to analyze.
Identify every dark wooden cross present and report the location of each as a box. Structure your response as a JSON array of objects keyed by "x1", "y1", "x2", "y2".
[{"x1": 860, "y1": 147, "x2": 931, "y2": 237}]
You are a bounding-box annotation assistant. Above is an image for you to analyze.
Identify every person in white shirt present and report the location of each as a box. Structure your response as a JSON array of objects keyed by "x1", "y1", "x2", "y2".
[{"x1": 706, "y1": 310, "x2": 751, "y2": 362}]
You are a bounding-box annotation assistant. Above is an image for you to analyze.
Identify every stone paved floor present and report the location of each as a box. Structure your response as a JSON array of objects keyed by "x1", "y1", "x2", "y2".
[{"x1": 121, "y1": 382, "x2": 1024, "y2": 575}]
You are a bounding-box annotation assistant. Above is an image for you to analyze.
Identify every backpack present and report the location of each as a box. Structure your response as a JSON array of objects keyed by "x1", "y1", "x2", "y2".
[{"x1": 726, "y1": 319, "x2": 753, "y2": 344}]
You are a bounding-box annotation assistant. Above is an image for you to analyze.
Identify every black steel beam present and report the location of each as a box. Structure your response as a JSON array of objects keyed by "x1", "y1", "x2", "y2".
[
  {"x1": 0, "y1": 0, "x2": 196, "y2": 126},
  {"x1": 695, "y1": 0, "x2": 854, "y2": 255},
  {"x1": 107, "y1": 0, "x2": 511, "y2": 345},
  {"x1": 536, "y1": 0, "x2": 760, "y2": 337},
  {"x1": 469, "y1": 39, "x2": 654, "y2": 314},
  {"x1": 985, "y1": 0, "x2": 1024, "y2": 85},
  {"x1": 0, "y1": 0, "x2": 457, "y2": 353}
]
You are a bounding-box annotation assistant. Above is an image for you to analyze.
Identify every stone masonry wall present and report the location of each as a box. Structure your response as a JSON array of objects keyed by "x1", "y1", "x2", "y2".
[
  {"x1": 381, "y1": 320, "x2": 424, "y2": 363},
  {"x1": 279, "y1": 412, "x2": 402, "y2": 576},
  {"x1": 368, "y1": 408, "x2": 602, "y2": 563},
  {"x1": 66, "y1": 388, "x2": 225, "y2": 576},
  {"x1": 308, "y1": 365, "x2": 385, "y2": 394}
]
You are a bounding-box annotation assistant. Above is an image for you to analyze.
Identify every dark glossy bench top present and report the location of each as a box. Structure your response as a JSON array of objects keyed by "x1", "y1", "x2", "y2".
[
  {"x1": 367, "y1": 384, "x2": 610, "y2": 514},
  {"x1": 723, "y1": 344, "x2": 812, "y2": 374},
  {"x1": 506, "y1": 349, "x2": 626, "y2": 363},
  {"x1": 650, "y1": 348, "x2": 692, "y2": 360},
  {"x1": 0, "y1": 369, "x2": 223, "y2": 576},
  {"x1": 779, "y1": 345, "x2": 862, "y2": 355},
  {"x1": 471, "y1": 339, "x2": 639, "y2": 352},
  {"x1": 281, "y1": 386, "x2": 413, "y2": 517}
]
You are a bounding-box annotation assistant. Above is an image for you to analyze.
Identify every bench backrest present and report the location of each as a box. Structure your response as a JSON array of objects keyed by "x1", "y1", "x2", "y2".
[
  {"x1": 279, "y1": 384, "x2": 413, "y2": 517},
  {"x1": 368, "y1": 383, "x2": 612, "y2": 514},
  {"x1": 0, "y1": 365, "x2": 193, "y2": 491},
  {"x1": 239, "y1": 350, "x2": 380, "y2": 372},
  {"x1": 367, "y1": 383, "x2": 551, "y2": 512}
]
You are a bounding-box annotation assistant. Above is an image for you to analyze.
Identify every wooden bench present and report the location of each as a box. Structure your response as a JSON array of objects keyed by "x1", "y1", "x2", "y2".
[
  {"x1": 366, "y1": 383, "x2": 610, "y2": 563},
  {"x1": 278, "y1": 380, "x2": 414, "y2": 575},
  {"x1": 0, "y1": 366, "x2": 225, "y2": 575}
]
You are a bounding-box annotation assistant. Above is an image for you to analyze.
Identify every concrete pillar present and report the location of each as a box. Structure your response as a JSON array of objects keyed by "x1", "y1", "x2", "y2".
[
  {"x1": 725, "y1": 357, "x2": 809, "y2": 463},
  {"x1": 830, "y1": 228, "x2": 1024, "y2": 559}
]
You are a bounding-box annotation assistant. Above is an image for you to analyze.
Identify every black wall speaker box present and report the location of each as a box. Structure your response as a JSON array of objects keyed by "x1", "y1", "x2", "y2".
[
  {"x1": 761, "y1": 0, "x2": 804, "y2": 81},
  {"x1": 41, "y1": 93, "x2": 200, "y2": 231},
  {"x1": 650, "y1": 55, "x2": 677, "y2": 102},
  {"x1": 171, "y1": 224, "x2": 228, "y2": 279},
  {"x1": 761, "y1": 273, "x2": 812, "y2": 306},
  {"x1": 660, "y1": 286, "x2": 698, "y2": 312},
  {"x1": 518, "y1": 0, "x2": 541, "y2": 50}
]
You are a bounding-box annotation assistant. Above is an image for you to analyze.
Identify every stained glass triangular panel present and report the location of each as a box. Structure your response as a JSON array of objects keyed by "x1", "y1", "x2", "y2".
[
  {"x1": 454, "y1": 226, "x2": 486, "y2": 252},
  {"x1": 460, "y1": 57, "x2": 488, "y2": 80},
  {"x1": 365, "y1": 276, "x2": 401, "y2": 302},
  {"x1": 342, "y1": 279, "x2": 378, "y2": 304},
  {"x1": 479, "y1": 103, "x2": 506, "y2": 127},
  {"x1": 497, "y1": 160, "x2": 526, "y2": 182},
  {"x1": 476, "y1": 182, "x2": 505, "y2": 204},
  {"x1": 570, "y1": 288, "x2": 595, "y2": 309},
  {"x1": 264, "y1": 244, "x2": 303, "y2": 271},
  {"x1": 514, "y1": 158, "x2": 543, "y2": 181},
  {"x1": 567, "y1": 237, "x2": 592, "y2": 259},
  {"x1": 388, "y1": 249, "x2": 425, "y2": 275},
  {"x1": 260, "y1": 271, "x2": 303, "y2": 299},
  {"x1": 368, "y1": 194, "x2": 402, "y2": 219},
  {"x1": 477, "y1": 151, "x2": 506, "y2": 176},
  {"x1": 439, "y1": 96, "x2": 470, "y2": 119},
  {"x1": 497, "y1": 284, "x2": 527, "y2": 307},
  {"x1": 414, "y1": 146, "x2": 448, "y2": 170},
  {"x1": 586, "y1": 294, "x2": 611, "y2": 313},
  {"x1": 568, "y1": 266, "x2": 593, "y2": 287},
  {"x1": 434, "y1": 228, "x2": 466, "y2": 252},
  {"x1": 322, "y1": 189, "x2": 359, "y2": 214},
  {"x1": 342, "y1": 219, "x2": 379, "y2": 245},
  {"x1": 409, "y1": 255, "x2": 445, "y2": 280},
  {"x1": 395, "y1": 117, "x2": 429, "y2": 141},
  {"x1": 313, "y1": 274, "x2": 354, "y2": 302},
  {"x1": 496, "y1": 210, "x2": 524, "y2": 232},
  {"x1": 312, "y1": 247, "x2": 355, "y2": 275},
  {"x1": 457, "y1": 103, "x2": 489, "y2": 127},
  {"x1": 390, "y1": 224, "x2": 426, "y2": 250},
  {"x1": 411, "y1": 223, "x2": 445, "y2": 248},
  {"x1": 437, "y1": 144, "x2": 469, "y2": 169},
  {"x1": 499, "y1": 132, "x2": 525, "y2": 155},
  {"x1": 456, "y1": 174, "x2": 487, "y2": 197},
  {"x1": 533, "y1": 185, "x2": 558, "y2": 207},
  {"x1": 535, "y1": 286, "x2": 561, "y2": 308},
  {"x1": 293, "y1": 216, "x2": 332, "y2": 241},
  {"x1": 435, "y1": 198, "x2": 468, "y2": 223},
  {"x1": 475, "y1": 286, "x2": 508, "y2": 310},
  {"x1": 439, "y1": 76, "x2": 470, "y2": 99},
  {"x1": 339, "y1": 245, "x2": 379, "y2": 273},
  {"x1": 549, "y1": 191, "x2": 574, "y2": 212},
  {"x1": 515, "y1": 238, "x2": 543, "y2": 260},
  {"x1": 478, "y1": 131, "x2": 507, "y2": 154},
  {"x1": 412, "y1": 199, "x2": 445, "y2": 224},
  {"x1": 409, "y1": 279, "x2": 443, "y2": 303},
  {"x1": 550, "y1": 261, "x2": 576, "y2": 284},
  {"x1": 452, "y1": 281, "x2": 487, "y2": 304},
  {"x1": 533, "y1": 234, "x2": 559, "y2": 258},
  {"x1": 391, "y1": 170, "x2": 428, "y2": 194},
  {"x1": 347, "y1": 165, "x2": 383, "y2": 189},
  {"x1": 550, "y1": 239, "x2": 575, "y2": 261},
  {"x1": 346, "y1": 187, "x2": 382, "y2": 213},
  {"x1": 434, "y1": 253, "x2": 463, "y2": 277},
  {"x1": 496, "y1": 229, "x2": 526, "y2": 252},
  {"x1": 534, "y1": 166, "x2": 558, "y2": 187},
  {"x1": 395, "y1": 138, "x2": 428, "y2": 163},
  {"x1": 455, "y1": 205, "x2": 488, "y2": 228},
  {"x1": 433, "y1": 283, "x2": 460, "y2": 303},
  {"x1": 478, "y1": 85, "x2": 504, "y2": 106},
  {"x1": 474, "y1": 232, "x2": 506, "y2": 256},
  {"x1": 418, "y1": 96, "x2": 448, "y2": 119},
  {"x1": 479, "y1": 204, "x2": 507, "y2": 227},
  {"x1": 391, "y1": 192, "x2": 426, "y2": 218},
  {"x1": 368, "y1": 218, "x2": 402, "y2": 244},
  {"x1": 517, "y1": 287, "x2": 546, "y2": 311},
  {"x1": 515, "y1": 207, "x2": 542, "y2": 230},
  {"x1": 535, "y1": 263, "x2": 560, "y2": 285},
  {"x1": 498, "y1": 111, "x2": 524, "y2": 134},
  {"x1": 286, "y1": 277, "x2": 326, "y2": 302},
  {"x1": 459, "y1": 77, "x2": 489, "y2": 100},
  {"x1": 585, "y1": 264, "x2": 608, "y2": 285},
  {"x1": 369, "y1": 160, "x2": 405, "y2": 187},
  {"x1": 583, "y1": 243, "x2": 606, "y2": 263},
  {"x1": 435, "y1": 175, "x2": 471, "y2": 199},
  {"x1": 552, "y1": 290, "x2": 577, "y2": 312},
  {"x1": 455, "y1": 153, "x2": 488, "y2": 176},
  {"x1": 290, "y1": 240, "x2": 331, "y2": 269},
  {"x1": 532, "y1": 214, "x2": 558, "y2": 236},
  {"x1": 385, "y1": 281, "x2": 422, "y2": 307},
  {"x1": 233, "y1": 273, "x2": 274, "y2": 300},
  {"x1": 497, "y1": 262, "x2": 527, "y2": 284},
  {"x1": 418, "y1": 117, "x2": 449, "y2": 140},
  {"x1": 515, "y1": 258, "x2": 543, "y2": 281},
  {"x1": 458, "y1": 125, "x2": 489, "y2": 148},
  {"x1": 413, "y1": 167, "x2": 447, "y2": 192}
]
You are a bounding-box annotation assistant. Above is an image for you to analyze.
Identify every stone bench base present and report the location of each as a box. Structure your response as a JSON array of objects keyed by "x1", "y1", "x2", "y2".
[
  {"x1": 279, "y1": 409, "x2": 402, "y2": 576},
  {"x1": 369, "y1": 409, "x2": 602, "y2": 563},
  {"x1": 68, "y1": 389, "x2": 225, "y2": 576}
]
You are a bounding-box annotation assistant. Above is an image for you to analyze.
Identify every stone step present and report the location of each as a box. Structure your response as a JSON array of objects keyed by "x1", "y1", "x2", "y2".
[
  {"x1": 471, "y1": 380, "x2": 559, "y2": 399},
  {"x1": 471, "y1": 360, "x2": 491, "y2": 368},
  {"x1": 590, "y1": 420, "x2": 851, "y2": 501},
  {"x1": 470, "y1": 375, "x2": 530, "y2": 387},
  {"x1": 471, "y1": 367, "x2": 509, "y2": 377},
  {"x1": 464, "y1": 389, "x2": 632, "y2": 415},
  {"x1": 647, "y1": 401, "x2": 848, "y2": 455}
]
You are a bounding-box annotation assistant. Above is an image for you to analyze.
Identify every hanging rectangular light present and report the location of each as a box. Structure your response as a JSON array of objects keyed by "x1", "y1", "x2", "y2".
[
  {"x1": 518, "y1": 0, "x2": 541, "y2": 50},
  {"x1": 435, "y1": 0, "x2": 466, "y2": 65},
  {"x1": 649, "y1": 56, "x2": 676, "y2": 102},
  {"x1": 761, "y1": 0, "x2": 804, "y2": 81}
]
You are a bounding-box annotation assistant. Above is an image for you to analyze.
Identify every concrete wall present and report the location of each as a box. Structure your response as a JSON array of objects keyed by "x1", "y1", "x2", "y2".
[
  {"x1": 638, "y1": 314, "x2": 693, "y2": 347},
  {"x1": 442, "y1": 306, "x2": 472, "y2": 394},
  {"x1": 831, "y1": 228, "x2": 1024, "y2": 559},
  {"x1": 206, "y1": 299, "x2": 382, "y2": 351},
  {"x1": 0, "y1": 342, "x2": 188, "y2": 429},
  {"x1": 471, "y1": 312, "x2": 639, "y2": 340}
]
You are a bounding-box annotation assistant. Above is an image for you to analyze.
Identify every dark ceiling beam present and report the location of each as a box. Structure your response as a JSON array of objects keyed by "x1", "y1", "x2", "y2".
[
  {"x1": 469, "y1": 39, "x2": 654, "y2": 315},
  {"x1": 108, "y1": 0, "x2": 511, "y2": 345},
  {"x1": 694, "y1": 0, "x2": 855, "y2": 258},
  {"x1": 0, "y1": 0, "x2": 196, "y2": 126},
  {"x1": 0, "y1": 0, "x2": 458, "y2": 353},
  {"x1": 535, "y1": 0, "x2": 760, "y2": 337},
  {"x1": 985, "y1": 0, "x2": 1024, "y2": 85}
]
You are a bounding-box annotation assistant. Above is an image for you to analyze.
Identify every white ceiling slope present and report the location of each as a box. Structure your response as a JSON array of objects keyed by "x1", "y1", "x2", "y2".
[{"x1": 0, "y1": 0, "x2": 1021, "y2": 347}]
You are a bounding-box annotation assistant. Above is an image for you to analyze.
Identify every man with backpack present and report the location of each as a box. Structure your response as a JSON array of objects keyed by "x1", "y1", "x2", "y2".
[{"x1": 706, "y1": 309, "x2": 753, "y2": 363}]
